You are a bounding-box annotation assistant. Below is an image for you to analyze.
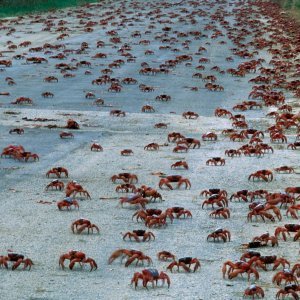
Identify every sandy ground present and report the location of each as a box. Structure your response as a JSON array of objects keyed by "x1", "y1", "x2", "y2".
[{"x1": 0, "y1": 0, "x2": 299, "y2": 299}]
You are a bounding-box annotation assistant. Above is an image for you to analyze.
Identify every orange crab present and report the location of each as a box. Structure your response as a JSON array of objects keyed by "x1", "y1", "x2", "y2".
[
  {"x1": 206, "y1": 157, "x2": 225, "y2": 166},
  {"x1": 108, "y1": 249, "x2": 152, "y2": 267},
  {"x1": 167, "y1": 257, "x2": 200, "y2": 273},
  {"x1": 207, "y1": 228, "x2": 231, "y2": 242},
  {"x1": 123, "y1": 230, "x2": 155, "y2": 242},
  {"x1": 157, "y1": 251, "x2": 176, "y2": 261},
  {"x1": 71, "y1": 219, "x2": 99, "y2": 234},
  {"x1": 248, "y1": 170, "x2": 273, "y2": 182},
  {"x1": 243, "y1": 285, "x2": 265, "y2": 299},
  {"x1": 158, "y1": 175, "x2": 191, "y2": 190},
  {"x1": 171, "y1": 161, "x2": 189, "y2": 170},
  {"x1": 59, "y1": 250, "x2": 97, "y2": 271},
  {"x1": 131, "y1": 269, "x2": 170, "y2": 289},
  {"x1": 0, "y1": 253, "x2": 33, "y2": 270}
]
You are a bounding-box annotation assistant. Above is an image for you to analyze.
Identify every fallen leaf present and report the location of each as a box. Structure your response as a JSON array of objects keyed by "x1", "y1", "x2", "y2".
[{"x1": 151, "y1": 172, "x2": 166, "y2": 176}]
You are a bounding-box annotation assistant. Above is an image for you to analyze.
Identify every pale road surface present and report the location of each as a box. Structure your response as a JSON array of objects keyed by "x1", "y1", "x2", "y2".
[{"x1": 0, "y1": 0, "x2": 299, "y2": 299}]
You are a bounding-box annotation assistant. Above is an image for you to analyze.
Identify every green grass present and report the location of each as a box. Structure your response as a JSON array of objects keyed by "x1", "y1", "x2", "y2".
[
  {"x1": 0, "y1": 0, "x2": 99, "y2": 18},
  {"x1": 272, "y1": 0, "x2": 300, "y2": 20},
  {"x1": 1, "y1": 0, "x2": 299, "y2": 21}
]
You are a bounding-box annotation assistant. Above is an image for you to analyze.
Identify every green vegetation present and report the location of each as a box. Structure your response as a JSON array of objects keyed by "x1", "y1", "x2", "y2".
[
  {"x1": 283, "y1": 0, "x2": 300, "y2": 10},
  {"x1": 0, "y1": 0, "x2": 99, "y2": 18},
  {"x1": 273, "y1": 0, "x2": 300, "y2": 20}
]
